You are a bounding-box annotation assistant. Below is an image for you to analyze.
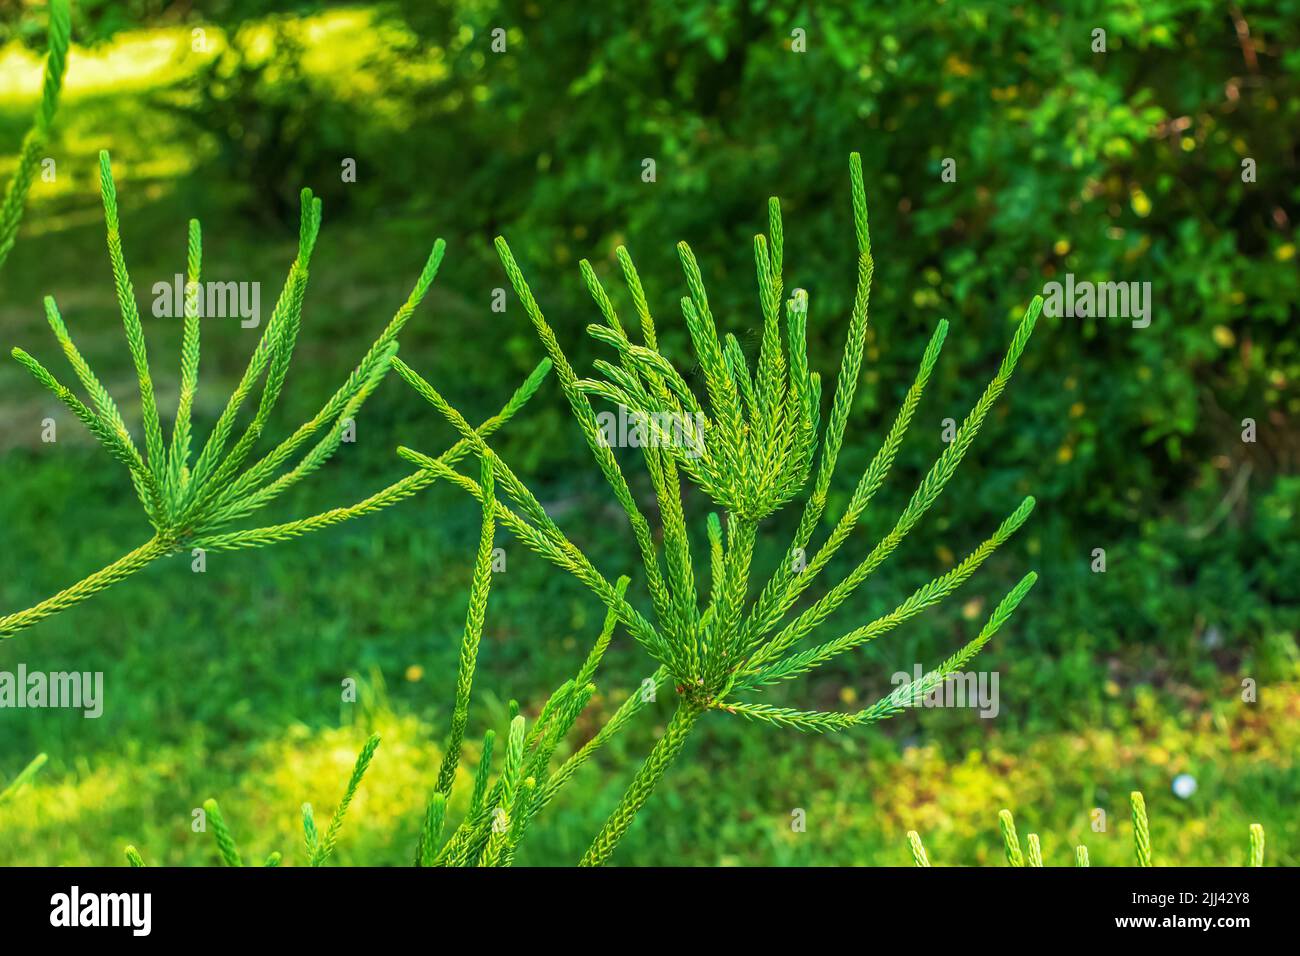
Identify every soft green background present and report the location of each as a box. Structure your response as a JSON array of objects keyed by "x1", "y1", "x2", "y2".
[{"x1": 0, "y1": 0, "x2": 1296, "y2": 865}]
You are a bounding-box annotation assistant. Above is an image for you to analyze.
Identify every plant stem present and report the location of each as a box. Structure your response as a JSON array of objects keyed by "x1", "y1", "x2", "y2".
[
  {"x1": 0, "y1": 536, "x2": 171, "y2": 638},
  {"x1": 579, "y1": 699, "x2": 704, "y2": 866},
  {"x1": 716, "y1": 516, "x2": 757, "y2": 669}
]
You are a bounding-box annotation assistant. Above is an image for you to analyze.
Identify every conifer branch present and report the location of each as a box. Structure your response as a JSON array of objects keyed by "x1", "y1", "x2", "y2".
[
  {"x1": 302, "y1": 803, "x2": 318, "y2": 859},
  {"x1": 1026, "y1": 833, "x2": 1044, "y2": 867},
  {"x1": 1249, "y1": 823, "x2": 1265, "y2": 867},
  {"x1": 1, "y1": 155, "x2": 544, "y2": 638},
  {"x1": 535, "y1": 665, "x2": 667, "y2": 813},
  {"x1": 416, "y1": 793, "x2": 447, "y2": 866},
  {"x1": 578, "y1": 699, "x2": 705, "y2": 867},
  {"x1": 392, "y1": 152, "x2": 1044, "y2": 863},
  {"x1": 1131, "y1": 791, "x2": 1152, "y2": 867},
  {"x1": 410, "y1": 551, "x2": 658, "y2": 867},
  {"x1": 0, "y1": 753, "x2": 48, "y2": 806},
  {"x1": 311, "y1": 733, "x2": 381, "y2": 866},
  {"x1": 435, "y1": 459, "x2": 495, "y2": 797},
  {"x1": 203, "y1": 798, "x2": 243, "y2": 867},
  {"x1": 0, "y1": 0, "x2": 70, "y2": 272},
  {"x1": 741, "y1": 496, "x2": 1036, "y2": 690},
  {"x1": 999, "y1": 809, "x2": 1025, "y2": 867},
  {"x1": 911, "y1": 795, "x2": 1266, "y2": 868},
  {"x1": 907, "y1": 830, "x2": 930, "y2": 867},
  {"x1": 0, "y1": 537, "x2": 171, "y2": 637}
]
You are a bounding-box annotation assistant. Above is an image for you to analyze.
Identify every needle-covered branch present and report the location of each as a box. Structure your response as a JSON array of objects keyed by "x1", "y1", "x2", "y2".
[
  {"x1": 399, "y1": 152, "x2": 1044, "y2": 864},
  {"x1": 0, "y1": 154, "x2": 490, "y2": 638},
  {"x1": 0, "y1": 0, "x2": 70, "y2": 272}
]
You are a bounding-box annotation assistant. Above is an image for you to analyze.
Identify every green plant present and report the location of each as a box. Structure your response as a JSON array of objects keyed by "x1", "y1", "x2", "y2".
[
  {"x1": 303, "y1": 733, "x2": 380, "y2": 866},
  {"x1": 370, "y1": 0, "x2": 1300, "y2": 717},
  {"x1": 0, "y1": 0, "x2": 70, "y2": 273},
  {"x1": 412, "y1": 459, "x2": 654, "y2": 866},
  {"x1": 0, "y1": 754, "x2": 47, "y2": 806},
  {"x1": 397, "y1": 152, "x2": 1042, "y2": 864},
  {"x1": 0, "y1": 150, "x2": 551, "y2": 639},
  {"x1": 124, "y1": 734, "x2": 379, "y2": 867},
  {"x1": 115, "y1": 462, "x2": 649, "y2": 867},
  {"x1": 907, "y1": 791, "x2": 1268, "y2": 867}
]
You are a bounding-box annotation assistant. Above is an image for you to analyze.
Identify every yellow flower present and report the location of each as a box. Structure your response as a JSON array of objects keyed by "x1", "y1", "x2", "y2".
[{"x1": 404, "y1": 665, "x2": 424, "y2": 682}]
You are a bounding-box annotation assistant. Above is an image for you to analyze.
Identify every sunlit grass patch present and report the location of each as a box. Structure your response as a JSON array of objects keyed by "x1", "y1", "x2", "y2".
[{"x1": 0, "y1": 711, "x2": 460, "y2": 866}]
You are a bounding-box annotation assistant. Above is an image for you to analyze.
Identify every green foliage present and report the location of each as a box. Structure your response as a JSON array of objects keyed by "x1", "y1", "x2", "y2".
[
  {"x1": 400, "y1": 154, "x2": 1041, "y2": 864},
  {"x1": 410, "y1": 458, "x2": 650, "y2": 867},
  {"x1": 1131, "y1": 790, "x2": 1152, "y2": 866},
  {"x1": 3, "y1": 4, "x2": 1294, "y2": 867},
  {"x1": 1249, "y1": 823, "x2": 1265, "y2": 867},
  {"x1": 1026, "y1": 833, "x2": 1044, "y2": 868},
  {"x1": 128, "y1": 734, "x2": 381, "y2": 868},
  {"x1": 0, "y1": 151, "x2": 552, "y2": 639},
  {"x1": 434, "y1": 457, "x2": 497, "y2": 798},
  {"x1": 910, "y1": 791, "x2": 1267, "y2": 867},
  {"x1": 308, "y1": 732, "x2": 380, "y2": 866},
  {"x1": 203, "y1": 797, "x2": 243, "y2": 866},
  {"x1": 0, "y1": 754, "x2": 47, "y2": 806},
  {"x1": 361, "y1": 0, "x2": 1300, "y2": 706},
  {"x1": 4, "y1": 0, "x2": 1286, "y2": 717},
  {"x1": 907, "y1": 830, "x2": 930, "y2": 867},
  {"x1": 0, "y1": 0, "x2": 69, "y2": 272},
  {"x1": 14, "y1": 0, "x2": 1293, "y2": 723},
  {"x1": 110, "y1": 464, "x2": 647, "y2": 867},
  {"x1": 998, "y1": 808, "x2": 1025, "y2": 867}
]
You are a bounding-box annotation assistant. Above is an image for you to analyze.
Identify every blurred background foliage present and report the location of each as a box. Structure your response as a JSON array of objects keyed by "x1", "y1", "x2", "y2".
[{"x1": 0, "y1": 0, "x2": 1295, "y2": 865}]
